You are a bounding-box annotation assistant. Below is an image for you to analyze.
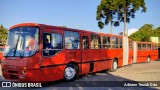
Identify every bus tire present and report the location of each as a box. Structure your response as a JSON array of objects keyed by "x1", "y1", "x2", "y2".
[
  {"x1": 146, "y1": 56, "x2": 151, "y2": 63},
  {"x1": 110, "y1": 59, "x2": 118, "y2": 72},
  {"x1": 64, "y1": 64, "x2": 78, "y2": 81}
]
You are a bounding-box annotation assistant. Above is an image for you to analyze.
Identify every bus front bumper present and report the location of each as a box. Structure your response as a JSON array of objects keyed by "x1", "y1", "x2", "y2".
[{"x1": 2, "y1": 66, "x2": 29, "y2": 81}]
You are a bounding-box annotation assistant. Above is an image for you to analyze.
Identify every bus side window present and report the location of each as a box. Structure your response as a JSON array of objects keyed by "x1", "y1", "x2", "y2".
[
  {"x1": 154, "y1": 44, "x2": 158, "y2": 50},
  {"x1": 138, "y1": 44, "x2": 141, "y2": 50},
  {"x1": 64, "y1": 31, "x2": 80, "y2": 49},
  {"x1": 120, "y1": 38, "x2": 122, "y2": 48},
  {"x1": 90, "y1": 34, "x2": 100, "y2": 49},
  {"x1": 43, "y1": 33, "x2": 51, "y2": 56},
  {"x1": 43, "y1": 33, "x2": 63, "y2": 56},
  {"x1": 98, "y1": 36, "x2": 101, "y2": 49},
  {"x1": 90, "y1": 35, "x2": 94, "y2": 49},
  {"x1": 115, "y1": 38, "x2": 119, "y2": 48},
  {"x1": 112, "y1": 37, "x2": 118, "y2": 48},
  {"x1": 147, "y1": 44, "x2": 151, "y2": 50},
  {"x1": 82, "y1": 36, "x2": 89, "y2": 49},
  {"x1": 142, "y1": 44, "x2": 146, "y2": 50},
  {"x1": 102, "y1": 36, "x2": 110, "y2": 49},
  {"x1": 152, "y1": 44, "x2": 154, "y2": 50}
]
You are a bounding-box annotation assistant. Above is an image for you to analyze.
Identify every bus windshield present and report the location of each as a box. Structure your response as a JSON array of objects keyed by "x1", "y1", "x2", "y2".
[{"x1": 3, "y1": 26, "x2": 39, "y2": 57}]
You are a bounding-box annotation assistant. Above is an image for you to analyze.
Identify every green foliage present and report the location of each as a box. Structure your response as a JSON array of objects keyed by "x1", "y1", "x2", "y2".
[
  {"x1": 117, "y1": 0, "x2": 146, "y2": 23},
  {"x1": 129, "y1": 24, "x2": 160, "y2": 46},
  {"x1": 96, "y1": 0, "x2": 147, "y2": 32},
  {"x1": 0, "y1": 24, "x2": 8, "y2": 45},
  {"x1": 96, "y1": 0, "x2": 119, "y2": 29}
]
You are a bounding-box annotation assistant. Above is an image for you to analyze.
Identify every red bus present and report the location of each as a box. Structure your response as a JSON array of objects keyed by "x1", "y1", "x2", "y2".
[
  {"x1": 136, "y1": 42, "x2": 158, "y2": 63},
  {"x1": 0, "y1": 46, "x2": 5, "y2": 61},
  {"x1": 1, "y1": 23, "x2": 158, "y2": 82}
]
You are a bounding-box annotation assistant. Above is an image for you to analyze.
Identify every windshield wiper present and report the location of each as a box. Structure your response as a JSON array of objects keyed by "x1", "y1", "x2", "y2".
[{"x1": 5, "y1": 47, "x2": 15, "y2": 58}]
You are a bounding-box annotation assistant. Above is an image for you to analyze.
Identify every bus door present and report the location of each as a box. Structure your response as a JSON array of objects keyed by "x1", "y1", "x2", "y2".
[
  {"x1": 64, "y1": 31, "x2": 81, "y2": 64},
  {"x1": 81, "y1": 34, "x2": 94, "y2": 74},
  {"x1": 81, "y1": 35, "x2": 90, "y2": 62}
]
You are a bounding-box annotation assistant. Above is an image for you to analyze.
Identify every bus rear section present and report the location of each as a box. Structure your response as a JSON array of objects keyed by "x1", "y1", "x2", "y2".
[{"x1": 136, "y1": 42, "x2": 158, "y2": 63}]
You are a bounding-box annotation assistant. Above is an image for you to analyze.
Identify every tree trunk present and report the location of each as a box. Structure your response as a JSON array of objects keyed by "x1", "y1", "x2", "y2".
[
  {"x1": 124, "y1": 13, "x2": 127, "y2": 36},
  {"x1": 110, "y1": 21, "x2": 113, "y2": 34},
  {"x1": 110, "y1": 21, "x2": 113, "y2": 48}
]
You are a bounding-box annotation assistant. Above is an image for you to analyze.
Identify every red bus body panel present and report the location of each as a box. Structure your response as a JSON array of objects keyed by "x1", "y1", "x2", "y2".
[{"x1": 1, "y1": 23, "x2": 158, "y2": 82}]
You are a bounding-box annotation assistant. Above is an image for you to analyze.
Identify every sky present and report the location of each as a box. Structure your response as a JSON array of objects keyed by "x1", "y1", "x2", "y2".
[{"x1": 0, "y1": 0, "x2": 160, "y2": 34}]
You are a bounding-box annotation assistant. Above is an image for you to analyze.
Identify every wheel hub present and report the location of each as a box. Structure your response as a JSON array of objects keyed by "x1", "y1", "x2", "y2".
[
  {"x1": 147, "y1": 57, "x2": 150, "y2": 62},
  {"x1": 113, "y1": 61, "x2": 117, "y2": 70},
  {"x1": 65, "y1": 67, "x2": 75, "y2": 79}
]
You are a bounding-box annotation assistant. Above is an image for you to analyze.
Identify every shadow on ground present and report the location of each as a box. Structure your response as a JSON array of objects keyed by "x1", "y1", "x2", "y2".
[
  {"x1": 16, "y1": 71, "x2": 159, "y2": 90},
  {"x1": 0, "y1": 69, "x2": 159, "y2": 90}
]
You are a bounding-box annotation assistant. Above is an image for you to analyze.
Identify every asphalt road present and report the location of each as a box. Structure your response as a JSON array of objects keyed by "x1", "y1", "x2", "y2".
[{"x1": 0, "y1": 61, "x2": 160, "y2": 90}]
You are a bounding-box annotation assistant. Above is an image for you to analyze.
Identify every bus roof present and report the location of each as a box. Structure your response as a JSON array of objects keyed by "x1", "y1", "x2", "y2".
[
  {"x1": 9, "y1": 22, "x2": 123, "y2": 38},
  {"x1": 10, "y1": 23, "x2": 40, "y2": 29},
  {"x1": 137, "y1": 41, "x2": 158, "y2": 44}
]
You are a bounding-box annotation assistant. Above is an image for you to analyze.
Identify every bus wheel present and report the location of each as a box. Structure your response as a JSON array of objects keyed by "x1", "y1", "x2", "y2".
[
  {"x1": 147, "y1": 56, "x2": 151, "y2": 63},
  {"x1": 110, "y1": 59, "x2": 118, "y2": 72},
  {"x1": 64, "y1": 64, "x2": 78, "y2": 81}
]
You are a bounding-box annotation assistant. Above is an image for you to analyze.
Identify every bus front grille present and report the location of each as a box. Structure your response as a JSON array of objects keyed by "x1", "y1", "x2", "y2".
[
  {"x1": 10, "y1": 75, "x2": 19, "y2": 79},
  {"x1": 8, "y1": 70, "x2": 18, "y2": 74}
]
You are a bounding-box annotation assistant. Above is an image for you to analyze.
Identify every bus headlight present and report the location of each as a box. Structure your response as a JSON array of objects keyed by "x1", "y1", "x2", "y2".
[
  {"x1": 23, "y1": 67, "x2": 26, "y2": 70},
  {"x1": 22, "y1": 70, "x2": 26, "y2": 74},
  {"x1": 2, "y1": 69, "x2": 6, "y2": 72}
]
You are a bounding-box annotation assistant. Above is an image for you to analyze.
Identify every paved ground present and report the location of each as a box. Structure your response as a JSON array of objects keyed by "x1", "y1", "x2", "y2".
[{"x1": 0, "y1": 61, "x2": 160, "y2": 90}]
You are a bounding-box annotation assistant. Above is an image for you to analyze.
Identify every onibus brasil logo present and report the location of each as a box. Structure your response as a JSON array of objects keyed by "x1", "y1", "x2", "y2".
[{"x1": 1, "y1": 82, "x2": 42, "y2": 87}]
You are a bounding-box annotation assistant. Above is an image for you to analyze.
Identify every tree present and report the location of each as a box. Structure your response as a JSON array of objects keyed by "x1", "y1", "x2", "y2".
[
  {"x1": 156, "y1": 27, "x2": 160, "y2": 30},
  {"x1": 117, "y1": 0, "x2": 147, "y2": 36},
  {"x1": 129, "y1": 24, "x2": 153, "y2": 41},
  {"x1": 0, "y1": 24, "x2": 8, "y2": 45},
  {"x1": 96, "y1": 0, "x2": 147, "y2": 36},
  {"x1": 129, "y1": 24, "x2": 160, "y2": 46},
  {"x1": 96, "y1": 0, "x2": 119, "y2": 34},
  {"x1": 153, "y1": 27, "x2": 160, "y2": 46}
]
